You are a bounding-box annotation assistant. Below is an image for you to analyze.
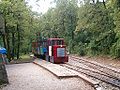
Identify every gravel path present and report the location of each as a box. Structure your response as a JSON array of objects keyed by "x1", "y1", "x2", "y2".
[{"x1": 1, "y1": 63, "x2": 95, "y2": 90}]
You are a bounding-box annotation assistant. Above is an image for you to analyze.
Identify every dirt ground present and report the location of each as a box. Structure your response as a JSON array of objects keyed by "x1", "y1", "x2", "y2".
[
  {"x1": 79, "y1": 55, "x2": 120, "y2": 69},
  {"x1": 1, "y1": 63, "x2": 95, "y2": 90},
  {"x1": 3, "y1": 55, "x2": 120, "y2": 90}
]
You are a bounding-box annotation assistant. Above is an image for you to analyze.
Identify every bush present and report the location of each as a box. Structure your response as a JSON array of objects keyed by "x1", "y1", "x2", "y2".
[{"x1": 110, "y1": 39, "x2": 120, "y2": 58}]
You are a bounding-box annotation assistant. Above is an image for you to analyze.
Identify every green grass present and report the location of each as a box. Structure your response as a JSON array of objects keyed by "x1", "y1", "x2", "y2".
[
  {"x1": 12, "y1": 54, "x2": 33, "y2": 63},
  {"x1": 20, "y1": 54, "x2": 30, "y2": 59}
]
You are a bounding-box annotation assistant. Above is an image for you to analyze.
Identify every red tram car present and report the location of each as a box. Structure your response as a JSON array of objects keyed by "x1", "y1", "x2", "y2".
[{"x1": 32, "y1": 38, "x2": 68, "y2": 64}]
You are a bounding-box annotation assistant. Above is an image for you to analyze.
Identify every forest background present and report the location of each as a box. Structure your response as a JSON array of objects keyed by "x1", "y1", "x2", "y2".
[{"x1": 0, "y1": 0, "x2": 120, "y2": 61}]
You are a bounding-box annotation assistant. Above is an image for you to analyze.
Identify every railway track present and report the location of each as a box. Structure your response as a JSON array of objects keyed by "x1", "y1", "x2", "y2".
[
  {"x1": 70, "y1": 56, "x2": 120, "y2": 79},
  {"x1": 60, "y1": 56, "x2": 120, "y2": 88}
]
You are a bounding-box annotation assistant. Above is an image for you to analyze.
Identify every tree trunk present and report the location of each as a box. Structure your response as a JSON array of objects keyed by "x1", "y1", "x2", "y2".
[
  {"x1": 2, "y1": 34, "x2": 6, "y2": 49},
  {"x1": 5, "y1": 29, "x2": 11, "y2": 61},
  {"x1": 4, "y1": 18, "x2": 11, "y2": 61},
  {"x1": 12, "y1": 32, "x2": 15, "y2": 59},
  {"x1": 17, "y1": 24, "x2": 20, "y2": 59},
  {"x1": 70, "y1": 15, "x2": 75, "y2": 53},
  {"x1": 103, "y1": 0, "x2": 106, "y2": 9},
  {"x1": 92, "y1": 0, "x2": 95, "y2": 3},
  {"x1": 6, "y1": 33, "x2": 11, "y2": 61}
]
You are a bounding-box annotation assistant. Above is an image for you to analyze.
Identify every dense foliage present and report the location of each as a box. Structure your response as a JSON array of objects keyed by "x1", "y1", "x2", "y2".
[{"x1": 1, "y1": 0, "x2": 120, "y2": 60}]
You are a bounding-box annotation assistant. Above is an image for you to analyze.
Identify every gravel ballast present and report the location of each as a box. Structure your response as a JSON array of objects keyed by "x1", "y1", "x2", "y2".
[{"x1": 1, "y1": 63, "x2": 95, "y2": 90}]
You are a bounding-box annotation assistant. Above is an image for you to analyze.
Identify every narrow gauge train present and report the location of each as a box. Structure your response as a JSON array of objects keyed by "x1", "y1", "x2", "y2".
[{"x1": 32, "y1": 37, "x2": 68, "y2": 64}]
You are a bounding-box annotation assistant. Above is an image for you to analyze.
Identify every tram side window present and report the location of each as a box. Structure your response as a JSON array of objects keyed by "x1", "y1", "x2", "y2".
[
  {"x1": 50, "y1": 40, "x2": 55, "y2": 46},
  {"x1": 57, "y1": 40, "x2": 63, "y2": 45},
  {"x1": 50, "y1": 40, "x2": 63, "y2": 45}
]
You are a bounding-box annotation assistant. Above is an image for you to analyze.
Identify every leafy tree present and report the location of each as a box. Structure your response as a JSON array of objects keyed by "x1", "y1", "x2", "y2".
[
  {"x1": 53, "y1": 0, "x2": 78, "y2": 53},
  {"x1": 108, "y1": 0, "x2": 120, "y2": 57},
  {"x1": 1, "y1": 0, "x2": 120, "y2": 60},
  {"x1": 75, "y1": 0, "x2": 115, "y2": 55},
  {"x1": 0, "y1": 0, "x2": 32, "y2": 60}
]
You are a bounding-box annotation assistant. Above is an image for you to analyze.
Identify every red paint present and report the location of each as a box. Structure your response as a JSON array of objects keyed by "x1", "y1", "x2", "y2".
[{"x1": 52, "y1": 45, "x2": 68, "y2": 63}]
